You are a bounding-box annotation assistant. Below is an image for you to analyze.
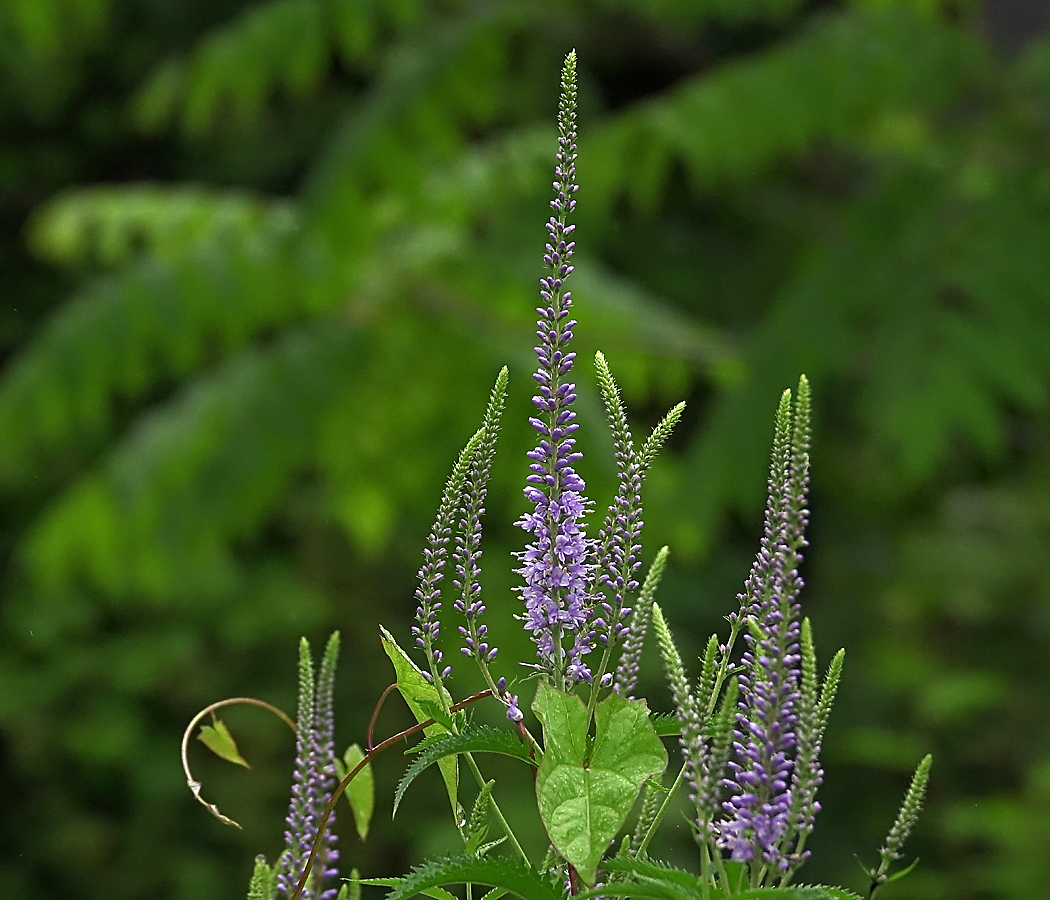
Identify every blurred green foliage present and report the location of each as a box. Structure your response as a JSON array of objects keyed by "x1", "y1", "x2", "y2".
[{"x1": 1, "y1": 1, "x2": 1049, "y2": 899}]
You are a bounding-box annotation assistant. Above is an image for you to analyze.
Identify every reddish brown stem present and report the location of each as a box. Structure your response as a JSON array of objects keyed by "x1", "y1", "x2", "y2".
[
  {"x1": 367, "y1": 683, "x2": 398, "y2": 751},
  {"x1": 289, "y1": 688, "x2": 492, "y2": 900}
]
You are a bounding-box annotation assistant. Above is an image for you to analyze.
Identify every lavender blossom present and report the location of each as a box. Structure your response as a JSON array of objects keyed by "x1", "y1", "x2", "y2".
[
  {"x1": 276, "y1": 634, "x2": 340, "y2": 900},
  {"x1": 515, "y1": 50, "x2": 595, "y2": 685},
  {"x1": 718, "y1": 383, "x2": 810, "y2": 871}
]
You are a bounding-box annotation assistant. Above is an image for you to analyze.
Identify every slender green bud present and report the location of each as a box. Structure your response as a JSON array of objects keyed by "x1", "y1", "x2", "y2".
[
  {"x1": 247, "y1": 855, "x2": 276, "y2": 900},
  {"x1": 880, "y1": 755, "x2": 933, "y2": 866},
  {"x1": 640, "y1": 401, "x2": 686, "y2": 470},
  {"x1": 697, "y1": 633, "x2": 720, "y2": 716}
]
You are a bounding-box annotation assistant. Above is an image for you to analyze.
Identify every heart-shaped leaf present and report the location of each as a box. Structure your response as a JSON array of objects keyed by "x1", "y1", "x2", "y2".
[{"x1": 532, "y1": 683, "x2": 667, "y2": 886}]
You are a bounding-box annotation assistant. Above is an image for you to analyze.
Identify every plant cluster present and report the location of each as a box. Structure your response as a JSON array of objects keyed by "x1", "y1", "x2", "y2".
[{"x1": 188, "y1": 54, "x2": 931, "y2": 900}]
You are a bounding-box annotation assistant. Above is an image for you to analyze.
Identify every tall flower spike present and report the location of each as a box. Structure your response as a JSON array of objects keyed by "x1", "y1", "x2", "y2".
[
  {"x1": 413, "y1": 429, "x2": 485, "y2": 681},
  {"x1": 515, "y1": 50, "x2": 594, "y2": 685},
  {"x1": 719, "y1": 384, "x2": 809, "y2": 873},
  {"x1": 455, "y1": 369, "x2": 509, "y2": 683},
  {"x1": 276, "y1": 634, "x2": 341, "y2": 900},
  {"x1": 594, "y1": 351, "x2": 643, "y2": 650}
]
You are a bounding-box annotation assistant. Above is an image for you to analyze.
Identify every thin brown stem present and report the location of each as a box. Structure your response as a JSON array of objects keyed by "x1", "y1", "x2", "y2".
[
  {"x1": 289, "y1": 689, "x2": 492, "y2": 900},
  {"x1": 181, "y1": 697, "x2": 297, "y2": 829},
  {"x1": 367, "y1": 683, "x2": 398, "y2": 751}
]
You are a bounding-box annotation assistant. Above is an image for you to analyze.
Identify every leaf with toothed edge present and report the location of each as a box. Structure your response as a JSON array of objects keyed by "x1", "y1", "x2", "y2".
[
  {"x1": 380, "y1": 626, "x2": 459, "y2": 812},
  {"x1": 359, "y1": 855, "x2": 563, "y2": 900},
  {"x1": 392, "y1": 726, "x2": 534, "y2": 817}
]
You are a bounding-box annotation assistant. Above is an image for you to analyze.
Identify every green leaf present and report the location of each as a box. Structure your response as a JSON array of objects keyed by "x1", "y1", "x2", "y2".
[
  {"x1": 586, "y1": 859, "x2": 865, "y2": 900},
  {"x1": 368, "y1": 854, "x2": 563, "y2": 900},
  {"x1": 393, "y1": 726, "x2": 534, "y2": 817},
  {"x1": 726, "y1": 889, "x2": 864, "y2": 900},
  {"x1": 335, "y1": 743, "x2": 374, "y2": 840},
  {"x1": 592, "y1": 857, "x2": 707, "y2": 900},
  {"x1": 380, "y1": 625, "x2": 458, "y2": 812},
  {"x1": 532, "y1": 683, "x2": 668, "y2": 886},
  {"x1": 649, "y1": 713, "x2": 681, "y2": 738},
  {"x1": 357, "y1": 878, "x2": 458, "y2": 900},
  {"x1": 198, "y1": 717, "x2": 250, "y2": 768}
]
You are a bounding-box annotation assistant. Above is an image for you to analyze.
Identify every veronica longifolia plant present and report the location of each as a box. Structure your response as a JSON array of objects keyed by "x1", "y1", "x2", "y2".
[{"x1": 185, "y1": 52, "x2": 932, "y2": 900}]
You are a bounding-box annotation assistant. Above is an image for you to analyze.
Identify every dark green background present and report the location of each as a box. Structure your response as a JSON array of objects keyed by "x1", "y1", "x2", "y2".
[{"x1": 2, "y1": 1, "x2": 1049, "y2": 898}]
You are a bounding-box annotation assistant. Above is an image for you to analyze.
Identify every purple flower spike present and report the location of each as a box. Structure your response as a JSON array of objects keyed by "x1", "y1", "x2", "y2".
[
  {"x1": 276, "y1": 634, "x2": 341, "y2": 900},
  {"x1": 507, "y1": 695, "x2": 524, "y2": 723},
  {"x1": 514, "y1": 51, "x2": 595, "y2": 686},
  {"x1": 718, "y1": 386, "x2": 811, "y2": 871},
  {"x1": 413, "y1": 429, "x2": 485, "y2": 679},
  {"x1": 454, "y1": 372, "x2": 508, "y2": 685}
]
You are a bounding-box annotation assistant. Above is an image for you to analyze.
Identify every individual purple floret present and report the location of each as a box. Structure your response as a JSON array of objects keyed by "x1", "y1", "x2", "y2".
[
  {"x1": 718, "y1": 390, "x2": 808, "y2": 871},
  {"x1": 277, "y1": 634, "x2": 340, "y2": 900},
  {"x1": 515, "y1": 50, "x2": 595, "y2": 686}
]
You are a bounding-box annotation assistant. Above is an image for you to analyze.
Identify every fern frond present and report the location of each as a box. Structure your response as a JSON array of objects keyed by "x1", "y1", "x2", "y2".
[
  {"x1": 29, "y1": 185, "x2": 297, "y2": 266},
  {"x1": 23, "y1": 322, "x2": 358, "y2": 597}
]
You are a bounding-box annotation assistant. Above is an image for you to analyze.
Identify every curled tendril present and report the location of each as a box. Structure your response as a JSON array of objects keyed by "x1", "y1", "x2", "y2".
[{"x1": 181, "y1": 696, "x2": 297, "y2": 829}]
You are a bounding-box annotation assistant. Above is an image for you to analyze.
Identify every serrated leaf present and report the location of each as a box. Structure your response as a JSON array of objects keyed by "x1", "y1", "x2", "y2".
[
  {"x1": 380, "y1": 625, "x2": 458, "y2": 812},
  {"x1": 336, "y1": 743, "x2": 374, "y2": 840},
  {"x1": 649, "y1": 713, "x2": 681, "y2": 738},
  {"x1": 532, "y1": 684, "x2": 667, "y2": 886},
  {"x1": 370, "y1": 854, "x2": 564, "y2": 900},
  {"x1": 356, "y1": 879, "x2": 457, "y2": 900},
  {"x1": 393, "y1": 726, "x2": 533, "y2": 817},
  {"x1": 587, "y1": 857, "x2": 706, "y2": 900},
  {"x1": 725, "y1": 889, "x2": 864, "y2": 900},
  {"x1": 198, "y1": 717, "x2": 250, "y2": 768}
]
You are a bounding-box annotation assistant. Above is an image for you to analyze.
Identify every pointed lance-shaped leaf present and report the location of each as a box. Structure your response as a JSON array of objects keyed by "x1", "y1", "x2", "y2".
[
  {"x1": 337, "y1": 744, "x2": 374, "y2": 841},
  {"x1": 198, "y1": 717, "x2": 251, "y2": 768},
  {"x1": 379, "y1": 625, "x2": 459, "y2": 813}
]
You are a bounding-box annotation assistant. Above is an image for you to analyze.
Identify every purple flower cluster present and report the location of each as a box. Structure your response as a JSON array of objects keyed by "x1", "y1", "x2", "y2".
[
  {"x1": 515, "y1": 50, "x2": 595, "y2": 685},
  {"x1": 277, "y1": 635, "x2": 340, "y2": 900},
  {"x1": 717, "y1": 390, "x2": 810, "y2": 870}
]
